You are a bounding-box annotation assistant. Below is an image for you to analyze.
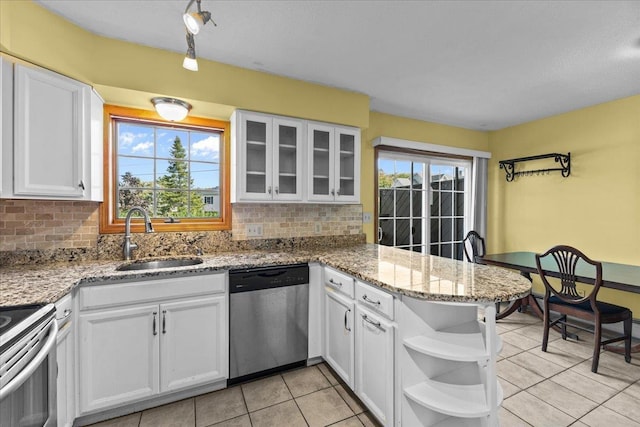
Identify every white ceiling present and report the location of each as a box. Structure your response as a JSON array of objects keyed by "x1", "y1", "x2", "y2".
[{"x1": 37, "y1": 0, "x2": 640, "y2": 130}]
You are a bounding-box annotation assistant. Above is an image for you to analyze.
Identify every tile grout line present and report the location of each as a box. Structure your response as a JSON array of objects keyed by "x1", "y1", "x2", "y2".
[{"x1": 280, "y1": 371, "x2": 311, "y2": 427}]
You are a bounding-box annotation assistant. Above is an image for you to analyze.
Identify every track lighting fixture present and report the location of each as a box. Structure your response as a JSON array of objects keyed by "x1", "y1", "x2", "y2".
[
  {"x1": 181, "y1": 0, "x2": 216, "y2": 71},
  {"x1": 183, "y1": 0, "x2": 216, "y2": 35},
  {"x1": 183, "y1": 32, "x2": 198, "y2": 71},
  {"x1": 151, "y1": 97, "x2": 192, "y2": 121}
]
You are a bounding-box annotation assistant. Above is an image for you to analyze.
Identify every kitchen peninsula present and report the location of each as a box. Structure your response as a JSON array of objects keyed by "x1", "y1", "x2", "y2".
[{"x1": 1, "y1": 244, "x2": 531, "y2": 426}]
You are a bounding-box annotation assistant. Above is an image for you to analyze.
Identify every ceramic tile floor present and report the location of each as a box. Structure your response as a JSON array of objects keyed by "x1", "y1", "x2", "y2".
[
  {"x1": 88, "y1": 361, "x2": 381, "y2": 427},
  {"x1": 88, "y1": 310, "x2": 640, "y2": 427}
]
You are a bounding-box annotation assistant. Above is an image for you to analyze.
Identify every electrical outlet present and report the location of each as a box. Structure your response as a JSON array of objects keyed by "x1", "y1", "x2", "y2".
[
  {"x1": 315, "y1": 223, "x2": 322, "y2": 234},
  {"x1": 246, "y1": 223, "x2": 263, "y2": 237},
  {"x1": 362, "y1": 212, "x2": 372, "y2": 223}
]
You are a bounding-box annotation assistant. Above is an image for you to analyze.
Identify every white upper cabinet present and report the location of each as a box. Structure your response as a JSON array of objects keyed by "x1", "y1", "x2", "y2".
[
  {"x1": 232, "y1": 110, "x2": 360, "y2": 203},
  {"x1": 307, "y1": 122, "x2": 360, "y2": 203},
  {"x1": 0, "y1": 58, "x2": 103, "y2": 201},
  {"x1": 231, "y1": 111, "x2": 303, "y2": 202}
]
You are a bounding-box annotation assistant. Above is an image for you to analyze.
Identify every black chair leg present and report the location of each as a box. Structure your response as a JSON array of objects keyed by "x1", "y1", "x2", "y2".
[
  {"x1": 542, "y1": 312, "x2": 550, "y2": 352},
  {"x1": 592, "y1": 321, "x2": 602, "y2": 373},
  {"x1": 624, "y1": 316, "x2": 632, "y2": 363}
]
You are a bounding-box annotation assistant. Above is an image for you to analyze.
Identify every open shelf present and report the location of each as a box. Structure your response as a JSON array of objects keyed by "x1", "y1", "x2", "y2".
[
  {"x1": 313, "y1": 147, "x2": 330, "y2": 152},
  {"x1": 402, "y1": 321, "x2": 490, "y2": 362},
  {"x1": 279, "y1": 144, "x2": 297, "y2": 150},
  {"x1": 246, "y1": 171, "x2": 266, "y2": 176},
  {"x1": 404, "y1": 373, "x2": 503, "y2": 418},
  {"x1": 246, "y1": 140, "x2": 266, "y2": 146},
  {"x1": 499, "y1": 152, "x2": 570, "y2": 182}
]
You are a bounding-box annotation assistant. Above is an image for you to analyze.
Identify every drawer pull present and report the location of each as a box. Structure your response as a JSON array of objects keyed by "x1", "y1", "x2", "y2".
[
  {"x1": 362, "y1": 294, "x2": 381, "y2": 305},
  {"x1": 152, "y1": 311, "x2": 158, "y2": 336},
  {"x1": 362, "y1": 314, "x2": 384, "y2": 331},
  {"x1": 344, "y1": 309, "x2": 351, "y2": 332},
  {"x1": 329, "y1": 278, "x2": 343, "y2": 287}
]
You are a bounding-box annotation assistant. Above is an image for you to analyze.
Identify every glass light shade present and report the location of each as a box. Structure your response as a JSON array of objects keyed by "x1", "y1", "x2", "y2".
[
  {"x1": 151, "y1": 97, "x2": 192, "y2": 122},
  {"x1": 182, "y1": 56, "x2": 199, "y2": 71},
  {"x1": 183, "y1": 12, "x2": 203, "y2": 34}
]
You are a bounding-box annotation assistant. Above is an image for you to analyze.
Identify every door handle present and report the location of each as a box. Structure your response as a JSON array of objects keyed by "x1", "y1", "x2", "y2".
[
  {"x1": 344, "y1": 308, "x2": 351, "y2": 332},
  {"x1": 378, "y1": 226, "x2": 383, "y2": 243},
  {"x1": 152, "y1": 311, "x2": 158, "y2": 336},
  {"x1": 162, "y1": 310, "x2": 167, "y2": 334}
]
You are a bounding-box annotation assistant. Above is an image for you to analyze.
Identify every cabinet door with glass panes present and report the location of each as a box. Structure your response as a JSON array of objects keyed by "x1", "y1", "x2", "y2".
[
  {"x1": 236, "y1": 112, "x2": 273, "y2": 201},
  {"x1": 308, "y1": 123, "x2": 360, "y2": 203},
  {"x1": 334, "y1": 126, "x2": 360, "y2": 203},
  {"x1": 272, "y1": 117, "x2": 303, "y2": 201}
]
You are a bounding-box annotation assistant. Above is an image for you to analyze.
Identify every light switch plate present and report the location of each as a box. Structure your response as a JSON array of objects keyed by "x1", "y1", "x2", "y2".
[{"x1": 362, "y1": 212, "x2": 372, "y2": 223}]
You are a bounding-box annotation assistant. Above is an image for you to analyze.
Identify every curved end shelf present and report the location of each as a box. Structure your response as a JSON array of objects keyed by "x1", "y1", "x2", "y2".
[
  {"x1": 403, "y1": 379, "x2": 503, "y2": 419},
  {"x1": 403, "y1": 320, "x2": 492, "y2": 362}
]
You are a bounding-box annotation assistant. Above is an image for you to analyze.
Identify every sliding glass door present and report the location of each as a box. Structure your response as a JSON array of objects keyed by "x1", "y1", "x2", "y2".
[{"x1": 377, "y1": 152, "x2": 471, "y2": 260}]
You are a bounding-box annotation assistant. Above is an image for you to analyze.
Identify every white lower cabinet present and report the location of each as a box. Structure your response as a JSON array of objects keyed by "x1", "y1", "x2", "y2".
[
  {"x1": 324, "y1": 287, "x2": 355, "y2": 388},
  {"x1": 354, "y1": 305, "x2": 394, "y2": 427},
  {"x1": 79, "y1": 304, "x2": 160, "y2": 413},
  {"x1": 159, "y1": 297, "x2": 227, "y2": 392},
  {"x1": 78, "y1": 274, "x2": 227, "y2": 415},
  {"x1": 322, "y1": 268, "x2": 396, "y2": 427}
]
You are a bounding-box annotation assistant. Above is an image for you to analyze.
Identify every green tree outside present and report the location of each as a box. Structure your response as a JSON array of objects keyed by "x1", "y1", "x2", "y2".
[{"x1": 157, "y1": 136, "x2": 205, "y2": 217}]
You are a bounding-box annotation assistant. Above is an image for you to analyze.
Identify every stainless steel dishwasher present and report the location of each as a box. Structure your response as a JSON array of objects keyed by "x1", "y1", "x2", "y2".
[{"x1": 228, "y1": 264, "x2": 309, "y2": 384}]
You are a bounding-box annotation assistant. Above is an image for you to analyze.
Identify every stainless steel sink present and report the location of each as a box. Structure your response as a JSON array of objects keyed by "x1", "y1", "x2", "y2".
[{"x1": 116, "y1": 258, "x2": 203, "y2": 271}]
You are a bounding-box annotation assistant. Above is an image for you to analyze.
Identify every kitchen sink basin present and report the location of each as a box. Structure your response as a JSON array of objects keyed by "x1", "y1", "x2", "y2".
[{"x1": 116, "y1": 258, "x2": 203, "y2": 271}]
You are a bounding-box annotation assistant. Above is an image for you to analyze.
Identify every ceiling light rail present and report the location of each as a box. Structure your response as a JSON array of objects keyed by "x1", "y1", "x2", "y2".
[
  {"x1": 498, "y1": 153, "x2": 570, "y2": 182},
  {"x1": 181, "y1": 0, "x2": 217, "y2": 72}
]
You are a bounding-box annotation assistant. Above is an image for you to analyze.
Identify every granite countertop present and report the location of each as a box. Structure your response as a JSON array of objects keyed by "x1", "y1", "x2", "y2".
[{"x1": 0, "y1": 244, "x2": 531, "y2": 307}]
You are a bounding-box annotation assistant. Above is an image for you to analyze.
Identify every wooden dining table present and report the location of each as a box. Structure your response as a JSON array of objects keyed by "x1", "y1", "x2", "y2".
[{"x1": 479, "y1": 251, "x2": 640, "y2": 353}]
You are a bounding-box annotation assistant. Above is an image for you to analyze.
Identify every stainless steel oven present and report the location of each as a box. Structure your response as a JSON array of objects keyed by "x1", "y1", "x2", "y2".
[{"x1": 0, "y1": 304, "x2": 58, "y2": 427}]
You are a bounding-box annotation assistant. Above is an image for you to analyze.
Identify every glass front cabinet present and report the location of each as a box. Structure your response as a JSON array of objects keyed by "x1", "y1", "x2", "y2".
[
  {"x1": 232, "y1": 110, "x2": 360, "y2": 203},
  {"x1": 307, "y1": 123, "x2": 360, "y2": 203},
  {"x1": 232, "y1": 111, "x2": 303, "y2": 202}
]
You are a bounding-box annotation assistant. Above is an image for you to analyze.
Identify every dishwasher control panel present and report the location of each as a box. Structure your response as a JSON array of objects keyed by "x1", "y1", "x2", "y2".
[{"x1": 228, "y1": 264, "x2": 309, "y2": 293}]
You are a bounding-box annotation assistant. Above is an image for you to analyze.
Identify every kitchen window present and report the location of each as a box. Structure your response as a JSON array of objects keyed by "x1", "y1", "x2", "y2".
[
  {"x1": 100, "y1": 105, "x2": 231, "y2": 233},
  {"x1": 375, "y1": 140, "x2": 489, "y2": 261}
]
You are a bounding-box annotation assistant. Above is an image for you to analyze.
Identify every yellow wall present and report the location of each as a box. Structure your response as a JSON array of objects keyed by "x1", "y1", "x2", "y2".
[
  {"x1": 0, "y1": 1, "x2": 369, "y2": 128},
  {"x1": 488, "y1": 95, "x2": 640, "y2": 316},
  {"x1": 362, "y1": 112, "x2": 490, "y2": 242}
]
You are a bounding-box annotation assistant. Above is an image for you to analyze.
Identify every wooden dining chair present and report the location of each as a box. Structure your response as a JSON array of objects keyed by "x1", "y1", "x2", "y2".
[
  {"x1": 463, "y1": 230, "x2": 486, "y2": 263},
  {"x1": 536, "y1": 245, "x2": 632, "y2": 373}
]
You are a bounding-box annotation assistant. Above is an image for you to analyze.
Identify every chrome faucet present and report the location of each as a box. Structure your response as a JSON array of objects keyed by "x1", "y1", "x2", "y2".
[{"x1": 123, "y1": 207, "x2": 154, "y2": 260}]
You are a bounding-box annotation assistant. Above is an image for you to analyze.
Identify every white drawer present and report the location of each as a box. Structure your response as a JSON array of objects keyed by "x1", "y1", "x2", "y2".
[
  {"x1": 79, "y1": 273, "x2": 226, "y2": 310},
  {"x1": 323, "y1": 267, "x2": 354, "y2": 298},
  {"x1": 355, "y1": 280, "x2": 394, "y2": 320}
]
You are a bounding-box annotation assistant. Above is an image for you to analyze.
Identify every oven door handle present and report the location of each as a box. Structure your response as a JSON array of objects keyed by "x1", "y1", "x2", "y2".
[{"x1": 0, "y1": 319, "x2": 58, "y2": 400}]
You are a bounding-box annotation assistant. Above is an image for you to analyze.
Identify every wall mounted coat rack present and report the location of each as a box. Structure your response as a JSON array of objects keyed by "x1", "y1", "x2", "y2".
[{"x1": 498, "y1": 152, "x2": 571, "y2": 182}]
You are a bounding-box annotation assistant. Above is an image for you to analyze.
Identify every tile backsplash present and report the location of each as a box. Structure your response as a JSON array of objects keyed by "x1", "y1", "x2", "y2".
[
  {"x1": 0, "y1": 199, "x2": 99, "y2": 252},
  {"x1": 0, "y1": 199, "x2": 364, "y2": 264}
]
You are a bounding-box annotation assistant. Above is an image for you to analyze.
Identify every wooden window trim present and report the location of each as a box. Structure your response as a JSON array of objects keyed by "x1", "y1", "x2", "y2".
[{"x1": 99, "y1": 105, "x2": 231, "y2": 234}]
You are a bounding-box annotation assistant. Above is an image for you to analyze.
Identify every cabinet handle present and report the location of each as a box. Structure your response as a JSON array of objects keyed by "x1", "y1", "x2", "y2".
[
  {"x1": 362, "y1": 294, "x2": 381, "y2": 305},
  {"x1": 344, "y1": 308, "x2": 351, "y2": 332},
  {"x1": 329, "y1": 278, "x2": 342, "y2": 287},
  {"x1": 336, "y1": 188, "x2": 340, "y2": 196},
  {"x1": 78, "y1": 180, "x2": 85, "y2": 190},
  {"x1": 162, "y1": 310, "x2": 167, "y2": 334},
  {"x1": 275, "y1": 186, "x2": 279, "y2": 194},
  {"x1": 331, "y1": 188, "x2": 335, "y2": 196},
  {"x1": 362, "y1": 314, "x2": 385, "y2": 331},
  {"x1": 268, "y1": 186, "x2": 272, "y2": 194},
  {"x1": 152, "y1": 311, "x2": 157, "y2": 336}
]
